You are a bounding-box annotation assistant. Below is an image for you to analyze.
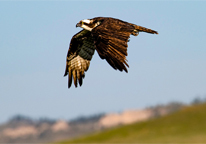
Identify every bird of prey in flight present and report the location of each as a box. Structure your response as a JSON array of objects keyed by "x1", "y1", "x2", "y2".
[{"x1": 64, "y1": 17, "x2": 158, "y2": 88}]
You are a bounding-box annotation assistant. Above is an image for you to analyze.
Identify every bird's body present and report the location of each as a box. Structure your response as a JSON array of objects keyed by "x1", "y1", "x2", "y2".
[{"x1": 64, "y1": 17, "x2": 158, "y2": 88}]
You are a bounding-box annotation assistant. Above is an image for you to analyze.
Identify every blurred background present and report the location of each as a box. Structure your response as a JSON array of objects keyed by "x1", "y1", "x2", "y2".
[{"x1": 0, "y1": 1, "x2": 206, "y2": 143}]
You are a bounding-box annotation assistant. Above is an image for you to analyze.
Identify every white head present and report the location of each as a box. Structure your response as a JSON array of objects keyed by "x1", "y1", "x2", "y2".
[{"x1": 76, "y1": 19, "x2": 101, "y2": 31}]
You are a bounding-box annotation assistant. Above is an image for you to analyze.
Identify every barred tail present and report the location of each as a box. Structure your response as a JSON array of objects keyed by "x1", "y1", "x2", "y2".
[{"x1": 131, "y1": 24, "x2": 158, "y2": 36}]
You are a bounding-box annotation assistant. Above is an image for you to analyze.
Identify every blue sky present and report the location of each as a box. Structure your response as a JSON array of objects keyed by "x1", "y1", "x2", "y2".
[{"x1": 0, "y1": 1, "x2": 206, "y2": 123}]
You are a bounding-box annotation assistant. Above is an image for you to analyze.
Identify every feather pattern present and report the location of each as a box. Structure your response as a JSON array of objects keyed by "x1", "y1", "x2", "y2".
[
  {"x1": 91, "y1": 17, "x2": 134, "y2": 72},
  {"x1": 64, "y1": 30, "x2": 95, "y2": 88}
]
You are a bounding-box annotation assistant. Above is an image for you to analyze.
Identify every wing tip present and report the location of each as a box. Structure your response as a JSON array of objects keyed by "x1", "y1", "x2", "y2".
[{"x1": 64, "y1": 68, "x2": 68, "y2": 77}]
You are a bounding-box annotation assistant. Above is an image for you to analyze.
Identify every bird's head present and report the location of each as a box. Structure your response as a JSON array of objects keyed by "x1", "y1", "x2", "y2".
[{"x1": 76, "y1": 19, "x2": 101, "y2": 31}]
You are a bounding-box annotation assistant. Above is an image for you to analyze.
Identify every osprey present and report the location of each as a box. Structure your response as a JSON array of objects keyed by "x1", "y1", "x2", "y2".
[{"x1": 64, "y1": 17, "x2": 158, "y2": 88}]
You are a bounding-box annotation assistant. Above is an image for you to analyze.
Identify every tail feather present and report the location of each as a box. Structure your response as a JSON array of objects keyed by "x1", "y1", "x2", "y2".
[{"x1": 131, "y1": 24, "x2": 158, "y2": 35}]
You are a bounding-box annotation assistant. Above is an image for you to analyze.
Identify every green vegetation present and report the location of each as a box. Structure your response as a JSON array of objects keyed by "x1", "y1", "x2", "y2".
[{"x1": 56, "y1": 103, "x2": 206, "y2": 143}]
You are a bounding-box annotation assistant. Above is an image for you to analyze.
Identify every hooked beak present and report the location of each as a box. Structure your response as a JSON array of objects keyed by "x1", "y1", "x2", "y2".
[{"x1": 76, "y1": 23, "x2": 81, "y2": 28}]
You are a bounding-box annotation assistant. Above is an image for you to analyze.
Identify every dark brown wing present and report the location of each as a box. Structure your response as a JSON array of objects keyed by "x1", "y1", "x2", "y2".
[
  {"x1": 91, "y1": 17, "x2": 135, "y2": 72},
  {"x1": 64, "y1": 30, "x2": 95, "y2": 88}
]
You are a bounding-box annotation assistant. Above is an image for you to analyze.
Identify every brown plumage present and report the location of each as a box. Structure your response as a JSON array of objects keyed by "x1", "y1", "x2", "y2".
[
  {"x1": 64, "y1": 17, "x2": 158, "y2": 88},
  {"x1": 64, "y1": 30, "x2": 95, "y2": 88}
]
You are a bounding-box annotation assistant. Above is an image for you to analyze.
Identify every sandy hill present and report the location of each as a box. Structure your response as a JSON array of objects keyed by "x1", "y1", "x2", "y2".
[{"x1": 57, "y1": 103, "x2": 206, "y2": 143}]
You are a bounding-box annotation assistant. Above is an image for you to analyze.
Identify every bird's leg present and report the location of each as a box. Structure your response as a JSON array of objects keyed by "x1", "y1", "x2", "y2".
[{"x1": 131, "y1": 29, "x2": 139, "y2": 36}]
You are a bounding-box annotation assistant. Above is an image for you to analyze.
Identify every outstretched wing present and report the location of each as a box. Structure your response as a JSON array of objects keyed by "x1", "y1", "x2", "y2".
[
  {"x1": 91, "y1": 18, "x2": 135, "y2": 72},
  {"x1": 64, "y1": 30, "x2": 95, "y2": 88}
]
